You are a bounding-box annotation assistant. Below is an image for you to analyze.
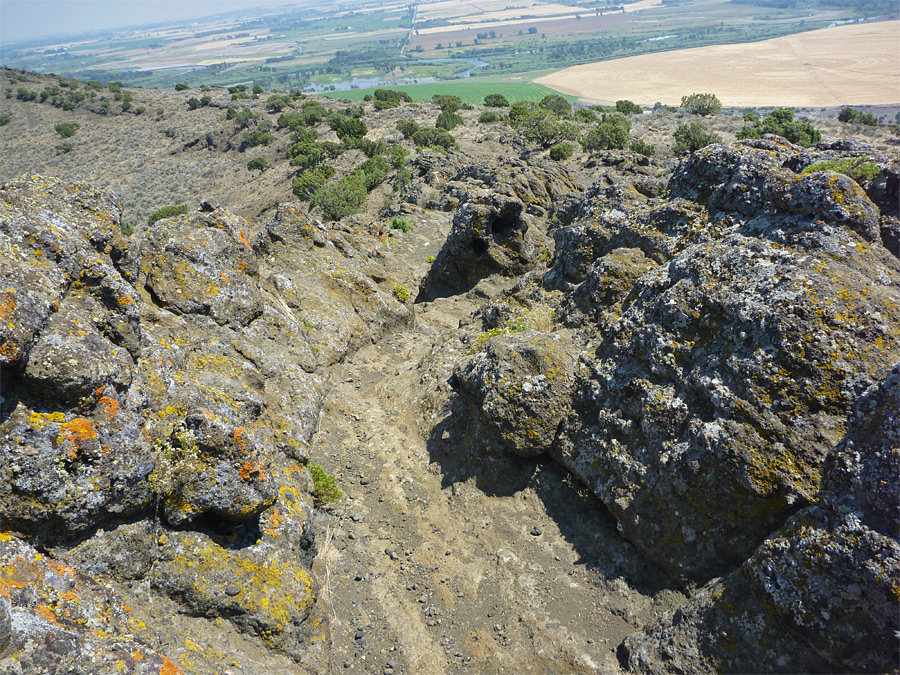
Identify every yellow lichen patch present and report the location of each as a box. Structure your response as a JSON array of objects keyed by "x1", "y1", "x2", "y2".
[
  {"x1": 169, "y1": 537, "x2": 315, "y2": 635},
  {"x1": 29, "y1": 411, "x2": 66, "y2": 429}
]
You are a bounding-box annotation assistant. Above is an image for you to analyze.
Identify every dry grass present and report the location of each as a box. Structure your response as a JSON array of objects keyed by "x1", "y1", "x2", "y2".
[{"x1": 536, "y1": 21, "x2": 900, "y2": 107}]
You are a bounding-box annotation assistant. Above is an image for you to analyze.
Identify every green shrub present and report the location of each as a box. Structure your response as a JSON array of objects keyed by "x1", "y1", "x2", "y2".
[
  {"x1": 436, "y1": 110, "x2": 464, "y2": 131},
  {"x1": 411, "y1": 126, "x2": 457, "y2": 151},
  {"x1": 736, "y1": 108, "x2": 820, "y2": 147},
  {"x1": 581, "y1": 112, "x2": 630, "y2": 151},
  {"x1": 266, "y1": 94, "x2": 290, "y2": 112},
  {"x1": 0, "y1": 112, "x2": 11, "y2": 126},
  {"x1": 243, "y1": 131, "x2": 274, "y2": 148},
  {"x1": 478, "y1": 110, "x2": 501, "y2": 123},
  {"x1": 549, "y1": 142, "x2": 574, "y2": 160},
  {"x1": 673, "y1": 121, "x2": 721, "y2": 154},
  {"x1": 329, "y1": 115, "x2": 368, "y2": 140},
  {"x1": 573, "y1": 108, "x2": 597, "y2": 123},
  {"x1": 289, "y1": 140, "x2": 326, "y2": 170},
  {"x1": 134, "y1": 106, "x2": 146, "y2": 115},
  {"x1": 54, "y1": 122, "x2": 80, "y2": 138},
  {"x1": 247, "y1": 156, "x2": 271, "y2": 173},
  {"x1": 55, "y1": 141, "x2": 75, "y2": 153},
  {"x1": 374, "y1": 88, "x2": 412, "y2": 103},
  {"x1": 432, "y1": 94, "x2": 463, "y2": 112},
  {"x1": 396, "y1": 118, "x2": 420, "y2": 138},
  {"x1": 107, "y1": 82, "x2": 123, "y2": 93},
  {"x1": 616, "y1": 99, "x2": 644, "y2": 115},
  {"x1": 199, "y1": 95, "x2": 211, "y2": 107},
  {"x1": 630, "y1": 139, "x2": 656, "y2": 156},
  {"x1": 252, "y1": 84, "x2": 264, "y2": 95},
  {"x1": 227, "y1": 107, "x2": 259, "y2": 128},
  {"x1": 310, "y1": 175, "x2": 367, "y2": 221},
  {"x1": 174, "y1": 83, "x2": 190, "y2": 91},
  {"x1": 307, "y1": 462, "x2": 341, "y2": 505},
  {"x1": 148, "y1": 204, "x2": 188, "y2": 226},
  {"x1": 16, "y1": 88, "x2": 37, "y2": 101},
  {"x1": 837, "y1": 107, "x2": 877, "y2": 126},
  {"x1": 681, "y1": 92, "x2": 721, "y2": 116},
  {"x1": 187, "y1": 97, "x2": 201, "y2": 110},
  {"x1": 292, "y1": 165, "x2": 335, "y2": 200},
  {"x1": 120, "y1": 220, "x2": 134, "y2": 236},
  {"x1": 539, "y1": 94, "x2": 572, "y2": 116},
  {"x1": 484, "y1": 93, "x2": 510, "y2": 107},
  {"x1": 390, "y1": 216, "x2": 413, "y2": 232}
]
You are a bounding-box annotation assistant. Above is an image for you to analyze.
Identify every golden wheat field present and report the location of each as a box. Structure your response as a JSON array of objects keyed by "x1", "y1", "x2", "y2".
[{"x1": 536, "y1": 21, "x2": 900, "y2": 106}]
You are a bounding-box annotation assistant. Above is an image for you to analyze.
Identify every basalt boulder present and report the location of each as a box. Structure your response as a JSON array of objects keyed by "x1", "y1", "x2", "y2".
[{"x1": 621, "y1": 363, "x2": 900, "y2": 674}]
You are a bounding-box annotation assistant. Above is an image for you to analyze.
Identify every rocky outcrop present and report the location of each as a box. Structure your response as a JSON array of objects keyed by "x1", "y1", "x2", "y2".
[
  {"x1": 0, "y1": 174, "x2": 415, "y2": 672},
  {"x1": 456, "y1": 330, "x2": 577, "y2": 458},
  {"x1": 0, "y1": 533, "x2": 181, "y2": 675},
  {"x1": 419, "y1": 162, "x2": 580, "y2": 297},
  {"x1": 622, "y1": 363, "x2": 900, "y2": 674},
  {"x1": 455, "y1": 138, "x2": 900, "y2": 591}
]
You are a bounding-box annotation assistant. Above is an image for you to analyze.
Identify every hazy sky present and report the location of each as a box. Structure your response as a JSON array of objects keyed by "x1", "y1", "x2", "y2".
[{"x1": 0, "y1": 0, "x2": 292, "y2": 45}]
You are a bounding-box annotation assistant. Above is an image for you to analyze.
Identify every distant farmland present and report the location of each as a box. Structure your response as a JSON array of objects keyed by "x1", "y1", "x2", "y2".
[
  {"x1": 535, "y1": 21, "x2": 900, "y2": 107},
  {"x1": 316, "y1": 80, "x2": 572, "y2": 105}
]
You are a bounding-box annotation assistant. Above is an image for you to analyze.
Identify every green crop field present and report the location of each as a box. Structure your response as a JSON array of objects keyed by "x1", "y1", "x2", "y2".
[{"x1": 316, "y1": 80, "x2": 575, "y2": 105}]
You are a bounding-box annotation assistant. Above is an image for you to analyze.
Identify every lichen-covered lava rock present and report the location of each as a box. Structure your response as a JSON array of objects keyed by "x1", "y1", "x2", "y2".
[{"x1": 0, "y1": 173, "x2": 412, "y2": 673}]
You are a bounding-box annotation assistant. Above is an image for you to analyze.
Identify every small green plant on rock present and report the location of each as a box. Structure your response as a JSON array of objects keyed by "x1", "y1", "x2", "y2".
[
  {"x1": 393, "y1": 284, "x2": 410, "y2": 303},
  {"x1": 390, "y1": 216, "x2": 412, "y2": 232},
  {"x1": 801, "y1": 155, "x2": 880, "y2": 182},
  {"x1": 148, "y1": 204, "x2": 188, "y2": 226},
  {"x1": 471, "y1": 305, "x2": 556, "y2": 352},
  {"x1": 149, "y1": 427, "x2": 199, "y2": 498},
  {"x1": 308, "y1": 462, "x2": 342, "y2": 505}
]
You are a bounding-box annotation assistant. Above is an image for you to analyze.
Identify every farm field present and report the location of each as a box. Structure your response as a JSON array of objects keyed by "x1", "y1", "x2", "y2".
[
  {"x1": 316, "y1": 79, "x2": 573, "y2": 104},
  {"x1": 1, "y1": 0, "x2": 895, "y2": 96},
  {"x1": 536, "y1": 20, "x2": 900, "y2": 107}
]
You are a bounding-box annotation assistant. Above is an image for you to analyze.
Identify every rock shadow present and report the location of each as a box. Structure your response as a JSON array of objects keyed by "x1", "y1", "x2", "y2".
[{"x1": 425, "y1": 396, "x2": 681, "y2": 597}]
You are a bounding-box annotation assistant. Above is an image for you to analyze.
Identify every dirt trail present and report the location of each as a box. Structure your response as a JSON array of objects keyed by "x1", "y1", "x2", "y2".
[{"x1": 309, "y1": 227, "x2": 686, "y2": 674}]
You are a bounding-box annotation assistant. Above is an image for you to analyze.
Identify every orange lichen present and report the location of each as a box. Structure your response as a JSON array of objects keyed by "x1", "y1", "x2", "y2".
[
  {"x1": 237, "y1": 261, "x2": 248, "y2": 272},
  {"x1": 238, "y1": 230, "x2": 252, "y2": 251},
  {"x1": 98, "y1": 396, "x2": 119, "y2": 419},
  {"x1": 159, "y1": 657, "x2": 183, "y2": 675},
  {"x1": 264, "y1": 508, "x2": 286, "y2": 537},
  {"x1": 233, "y1": 426, "x2": 246, "y2": 450},
  {"x1": 0, "y1": 340, "x2": 18, "y2": 359},
  {"x1": 35, "y1": 603, "x2": 61, "y2": 625},
  {"x1": 0, "y1": 292, "x2": 15, "y2": 320},
  {"x1": 62, "y1": 418, "x2": 98, "y2": 444},
  {"x1": 117, "y1": 295, "x2": 134, "y2": 306},
  {"x1": 132, "y1": 650, "x2": 144, "y2": 661},
  {"x1": 239, "y1": 459, "x2": 265, "y2": 482}
]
